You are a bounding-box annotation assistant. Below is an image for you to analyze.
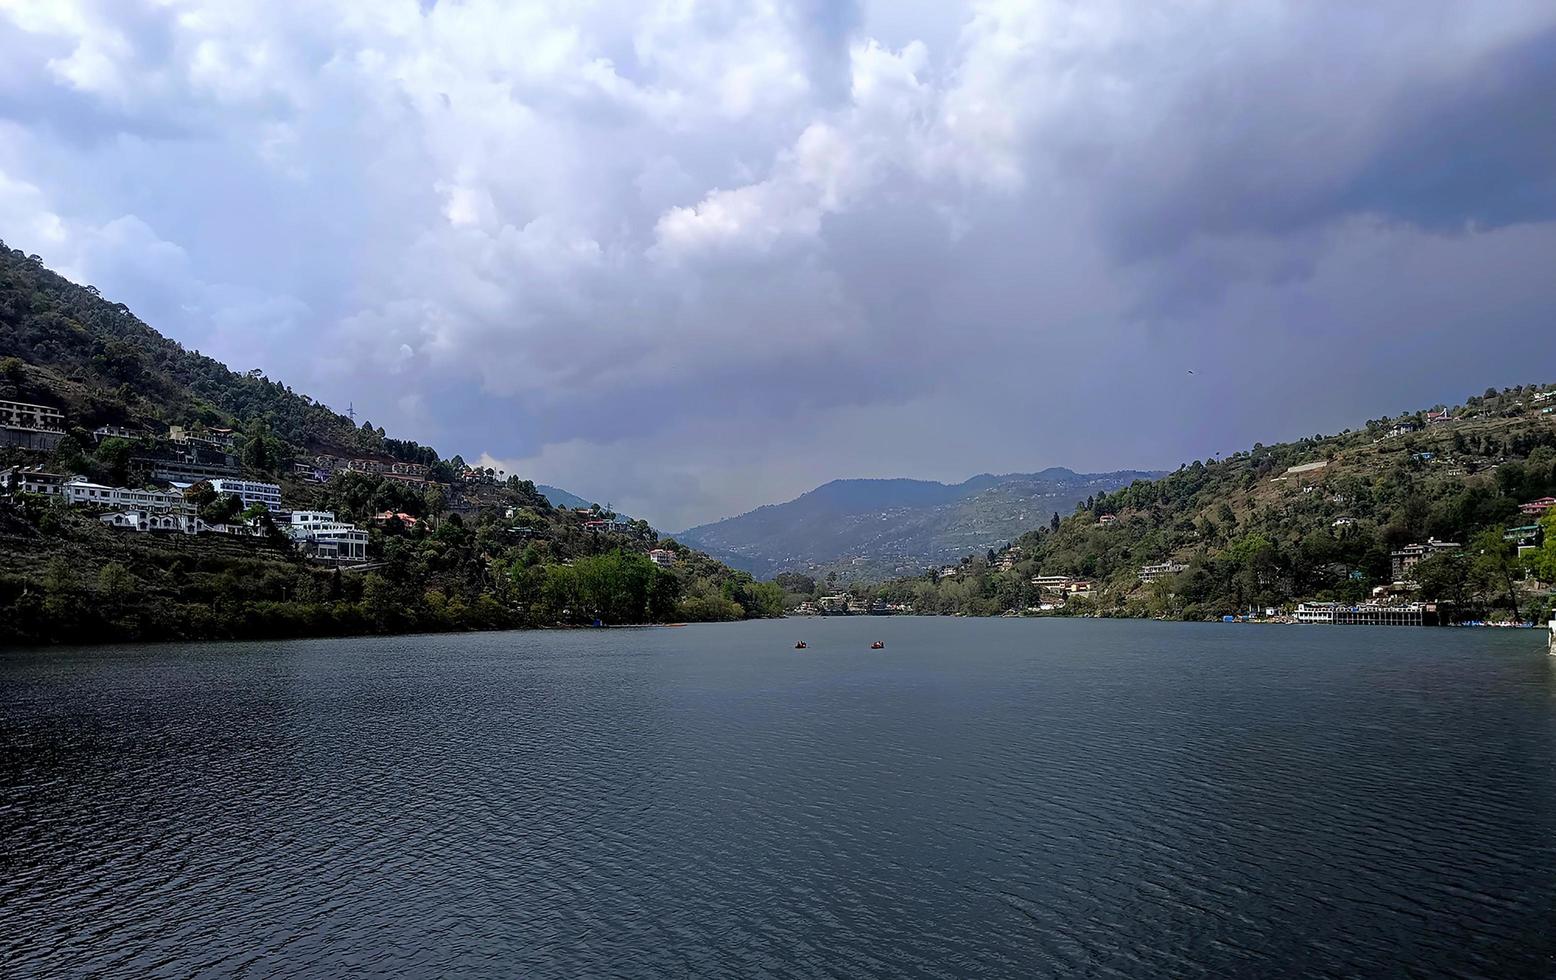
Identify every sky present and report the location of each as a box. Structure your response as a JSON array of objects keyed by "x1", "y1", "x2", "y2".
[{"x1": 1, "y1": 1, "x2": 1554, "y2": 530}]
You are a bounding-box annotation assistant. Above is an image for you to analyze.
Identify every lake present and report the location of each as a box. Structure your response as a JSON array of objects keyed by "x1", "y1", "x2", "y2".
[{"x1": 3, "y1": 618, "x2": 1554, "y2": 978}]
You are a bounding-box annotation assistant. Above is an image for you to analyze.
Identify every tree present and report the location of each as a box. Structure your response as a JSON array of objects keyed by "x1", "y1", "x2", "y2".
[{"x1": 1471, "y1": 528, "x2": 1521, "y2": 620}]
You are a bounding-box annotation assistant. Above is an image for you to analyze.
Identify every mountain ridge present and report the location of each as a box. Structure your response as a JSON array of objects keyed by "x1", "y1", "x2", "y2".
[{"x1": 677, "y1": 467, "x2": 1163, "y2": 581}]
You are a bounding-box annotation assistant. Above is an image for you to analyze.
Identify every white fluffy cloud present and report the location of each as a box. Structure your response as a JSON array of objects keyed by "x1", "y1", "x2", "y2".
[{"x1": 2, "y1": 0, "x2": 1555, "y2": 529}]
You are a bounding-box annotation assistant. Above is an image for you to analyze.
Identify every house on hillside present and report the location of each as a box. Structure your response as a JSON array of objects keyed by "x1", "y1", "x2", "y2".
[
  {"x1": 0, "y1": 398, "x2": 65, "y2": 450},
  {"x1": 1519, "y1": 497, "x2": 1556, "y2": 517},
  {"x1": 648, "y1": 548, "x2": 676, "y2": 568},
  {"x1": 207, "y1": 478, "x2": 282, "y2": 512},
  {"x1": 1390, "y1": 538, "x2": 1460, "y2": 579},
  {"x1": 1139, "y1": 561, "x2": 1189, "y2": 583}
]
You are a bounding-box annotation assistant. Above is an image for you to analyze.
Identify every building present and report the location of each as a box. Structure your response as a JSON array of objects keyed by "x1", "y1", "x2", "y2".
[
  {"x1": 648, "y1": 548, "x2": 676, "y2": 568},
  {"x1": 99, "y1": 510, "x2": 200, "y2": 534},
  {"x1": 1031, "y1": 574, "x2": 1073, "y2": 592},
  {"x1": 1066, "y1": 581, "x2": 1094, "y2": 598},
  {"x1": 207, "y1": 479, "x2": 282, "y2": 511},
  {"x1": 1332, "y1": 603, "x2": 1432, "y2": 626},
  {"x1": 1331, "y1": 516, "x2": 1356, "y2": 528},
  {"x1": 135, "y1": 442, "x2": 241, "y2": 482},
  {"x1": 286, "y1": 511, "x2": 369, "y2": 563},
  {"x1": 371, "y1": 510, "x2": 420, "y2": 528},
  {"x1": 1097, "y1": 514, "x2": 1118, "y2": 525},
  {"x1": 62, "y1": 477, "x2": 194, "y2": 515},
  {"x1": 1390, "y1": 538, "x2": 1461, "y2": 580},
  {"x1": 1139, "y1": 560, "x2": 1189, "y2": 583},
  {"x1": 1426, "y1": 409, "x2": 1452, "y2": 426},
  {"x1": 3, "y1": 467, "x2": 66, "y2": 496},
  {"x1": 1295, "y1": 602, "x2": 1338, "y2": 623},
  {"x1": 167, "y1": 425, "x2": 237, "y2": 450},
  {"x1": 1519, "y1": 497, "x2": 1556, "y2": 517},
  {"x1": 0, "y1": 398, "x2": 65, "y2": 450},
  {"x1": 0, "y1": 399, "x2": 65, "y2": 432},
  {"x1": 292, "y1": 460, "x2": 329, "y2": 482}
]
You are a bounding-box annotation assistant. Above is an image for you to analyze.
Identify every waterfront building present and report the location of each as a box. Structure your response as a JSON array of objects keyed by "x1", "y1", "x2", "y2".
[
  {"x1": 1295, "y1": 602, "x2": 1338, "y2": 624},
  {"x1": 207, "y1": 479, "x2": 282, "y2": 511}
]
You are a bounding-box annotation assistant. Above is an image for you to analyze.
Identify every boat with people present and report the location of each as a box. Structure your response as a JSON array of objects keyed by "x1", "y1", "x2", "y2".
[
  {"x1": 795, "y1": 641, "x2": 807, "y2": 649},
  {"x1": 870, "y1": 641, "x2": 884, "y2": 649},
  {"x1": 1549, "y1": 619, "x2": 1555, "y2": 656}
]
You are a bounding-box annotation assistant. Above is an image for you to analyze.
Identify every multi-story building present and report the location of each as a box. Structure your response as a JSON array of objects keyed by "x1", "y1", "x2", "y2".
[
  {"x1": 1139, "y1": 560, "x2": 1189, "y2": 582},
  {"x1": 648, "y1": 548, "x2": 676, "y2": 568},
  {"x1": 0, "y1": 399, "x2": 64, "y2": 432},
  {"x1": 1030, "y1": 574, "x2": 1074, "y2": 593},
  {"x1": 2, "y1": 467, "x2": 66, "y2": 496},
  {"x1": 0, "y1": 398, "x2": 66, "y2": 450},
  {"x1": 61, "y1": 478, "x2": 194, "y2": 515},
  {"x1": 207, "y1": 479, "x2": 282, "y2": 511},
  {"x1": 285, "y1": 510, "x2": 369, "y2": 563},
  {"x1": 1390, "y1": 538, "x2": 1461, "y2": 580}
]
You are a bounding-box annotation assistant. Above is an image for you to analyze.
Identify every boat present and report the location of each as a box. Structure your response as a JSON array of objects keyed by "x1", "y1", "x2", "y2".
[
  {"x1": 795, "y1": 641, "x2": 807, "y2": 649},
  {"x1": 870, "y1": 641, "x2": 884, "y2": 649},
  {"x1": 1548, "y1": 619, "x2": 1555, "y2": 655}
]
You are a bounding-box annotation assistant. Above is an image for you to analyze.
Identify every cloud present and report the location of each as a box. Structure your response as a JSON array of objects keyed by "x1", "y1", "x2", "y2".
[{"x1": 1, "y1": 0, "x2": 1554, "y2": 530}]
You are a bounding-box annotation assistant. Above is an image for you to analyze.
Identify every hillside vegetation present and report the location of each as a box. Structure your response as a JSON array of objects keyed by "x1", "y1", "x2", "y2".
[
  {"x1": 678, "y1": 468, "x2": 1159, "y2": 581},
  {"x1": 849, "y1": 389, "x2": 1556, "y2": 621},
  {"x1": 0, "y1": 244, "x2": 780, "y2": 644}
]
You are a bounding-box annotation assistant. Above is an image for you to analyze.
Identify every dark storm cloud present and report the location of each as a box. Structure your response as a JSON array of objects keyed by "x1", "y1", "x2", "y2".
[{"x1": 1, "y1": 1, "x2": 1554, "y2": 529}]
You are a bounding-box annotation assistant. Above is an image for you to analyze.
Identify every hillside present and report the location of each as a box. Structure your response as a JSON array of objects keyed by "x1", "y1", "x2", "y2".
[
  {"x1": 0, "y1": 244, "x2": 780, "y2": 644},
  {"x1": 677, "y1": 468, "x2": 1160, "y2": 581},
  {"x1": 852, "y1": 389, "x2": 1556, "y2": 622}
]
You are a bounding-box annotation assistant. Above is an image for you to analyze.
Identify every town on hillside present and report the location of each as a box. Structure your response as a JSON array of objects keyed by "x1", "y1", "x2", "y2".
[{"x1": 785, "y1": 386, "x2": 1556, "y2": 627}]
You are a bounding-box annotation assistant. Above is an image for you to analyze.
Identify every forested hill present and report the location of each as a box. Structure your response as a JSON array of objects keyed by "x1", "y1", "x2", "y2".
[
  {"x1": 860, "y1": 388, "x2": 1556, "y2": 621},
  {"x1": 0, "y1": 243, "x2": 781, "y2": 644},
  {"x1": 0, "y1": 243, "x2": 396, "y2": 457},
  {"x1": 678, "y1": 468, "x2": 1160, "y2": 581}
]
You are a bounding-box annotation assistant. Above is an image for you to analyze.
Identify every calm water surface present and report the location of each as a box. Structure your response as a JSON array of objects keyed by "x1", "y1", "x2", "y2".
[{"x1": 3, "y1": 618, "x2": 1555, "y2": 978}]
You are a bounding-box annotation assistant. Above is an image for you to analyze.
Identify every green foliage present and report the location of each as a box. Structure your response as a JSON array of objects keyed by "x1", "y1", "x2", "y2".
[{"x1": 870, "y1": 386, "x2": 1556, "y2": 622}]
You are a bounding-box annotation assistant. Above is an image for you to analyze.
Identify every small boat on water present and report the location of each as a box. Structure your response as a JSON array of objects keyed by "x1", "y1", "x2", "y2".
[
  {"x1": 795, "y1": 641, "x2": 808, "y2": 649},
  {"x1": 1548, "y1": 619, "x2": 1555, "y2": 656},
  {"x1": 870, "y1": 641, "x2": 885, "y2": 649}
]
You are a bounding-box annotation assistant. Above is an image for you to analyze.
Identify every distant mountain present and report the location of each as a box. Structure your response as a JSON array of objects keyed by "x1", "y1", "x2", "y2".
[
  {"x1": 676, "y1": 468, "x2": 1162, "y2": 580},
  {"x1": 536, "y1": 484, "x2": 595, "y2": 510}
]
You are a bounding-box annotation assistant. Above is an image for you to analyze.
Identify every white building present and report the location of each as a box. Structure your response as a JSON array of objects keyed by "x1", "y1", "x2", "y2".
[
  {"x1": 648, "y1": 548, "x2": 676, "y2": 568},
  {"x1": 1295, "y1": 602, "x2": 1338, "y2": 624},
  {"x1": 63, "y1": 478, "x2": 193, "y2": 515},
  {"x1": 99, "y1": 510, "x2": 200, "y2": 534},
  {"x1": 1139, "y1": 561, "x2": 1189, "y2": 583},
  {"x1": 285, "y1": 510, "x2": 368, "y2": 563},
  {"x1": 207, "y1": 478, "x2": 282, "y2": 511},
  {"x1": 1031, "y1": 574, "x2": 1073, "y2": 591}
]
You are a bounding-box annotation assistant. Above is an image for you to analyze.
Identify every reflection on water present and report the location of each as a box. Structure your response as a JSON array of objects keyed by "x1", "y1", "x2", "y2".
[{"x1": 3, "y1": 619, "x2": 1554, "y2": 978}]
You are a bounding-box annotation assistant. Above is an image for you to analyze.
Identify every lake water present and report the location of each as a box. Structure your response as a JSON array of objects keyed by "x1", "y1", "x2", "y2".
[{"x1": 3, "y1": 618, "x2": 1555, "y2": 978}]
